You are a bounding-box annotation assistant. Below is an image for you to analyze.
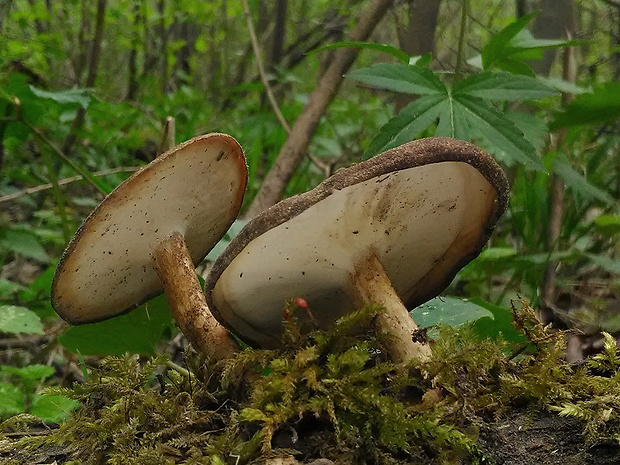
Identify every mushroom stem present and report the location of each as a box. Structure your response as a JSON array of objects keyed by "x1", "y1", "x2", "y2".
[
  {"x1": 152, "y1": 232, "x2": 238, "y2": 359},
  {"x1": 351, "y1": 253, "x2": 431, "y2": 364}
]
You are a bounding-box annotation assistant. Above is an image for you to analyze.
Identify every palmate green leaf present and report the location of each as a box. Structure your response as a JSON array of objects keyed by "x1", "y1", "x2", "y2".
[
  {"x1": 550, "y1": 82, "x2": 620, "y2": 130},
  {"x1": 347, "y1": 63, "x2": 446, "y2": 96},
  {"x1": 481, "y1": 13, "x2": 578, "y2": 74},
  {"x1": 453, "y1": 72, "x2": 557, "y2": 101},
  {"x1": 435, "y1": 94, "x2": 469, "y2": 140},
  {"x1": 552, "y1": 152, "x2": 615, "y2": 205},
  {"x1": 454, "y1": 95, "x2": 546, "y2": 172},
  {"x1": 504, "y1": 112, "x2": 548, "y2": 152},
  {"x1": 365, "y1": 94, "x2": 446, "y2": 157},
  {"x1": 482, "y1": 12, "x2": 539, "y2": 71}
]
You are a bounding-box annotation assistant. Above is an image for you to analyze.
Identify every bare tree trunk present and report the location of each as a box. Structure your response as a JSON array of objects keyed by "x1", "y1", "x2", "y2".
[
  {"x1": 159, "y1": 0, "x2": 168, "y2": 94},
  {"x1": 269, "y1": 0, "x2": 288, "y2": 68},
  {"x1": 531, "y1": 0, "x2": 574, "y2": 75},
  {"x1": 515, "y1": 0, "x2": 527, "y2": 17},
  {"x1": 395, "y1": 0, "x2": 442, "y2": 112},
  {"x1": 126, "y1": 0, "x2": 141, "y2": 101},
  {"x1": 62, "y1": 0, "x2": 107, "y2": 156},
  {"x1": 246, "y1": 0, "x2": 394, "y2": 217}
]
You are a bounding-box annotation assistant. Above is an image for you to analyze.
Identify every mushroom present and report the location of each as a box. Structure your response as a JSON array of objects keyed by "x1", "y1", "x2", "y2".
[
  {"x1": 51, "y1": 133, "x2": 247, "y2": 359},
  {"x1": 206, "y1": 137, "x2": 509, "y2": 364}
]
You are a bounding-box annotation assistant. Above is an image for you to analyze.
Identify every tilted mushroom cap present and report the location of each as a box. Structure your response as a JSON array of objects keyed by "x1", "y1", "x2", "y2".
[
  {"x1": 52, "y1": 133, "x2": 247, "y2": 324},
  {"x1": 206, "y1": 137, "x2": 509, "y2": 349}
]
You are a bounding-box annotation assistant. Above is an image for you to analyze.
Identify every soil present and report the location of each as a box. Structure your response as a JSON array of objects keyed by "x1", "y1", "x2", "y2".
[{"x1": 479, "y1": 410, "x2": 620, "y2": 465}]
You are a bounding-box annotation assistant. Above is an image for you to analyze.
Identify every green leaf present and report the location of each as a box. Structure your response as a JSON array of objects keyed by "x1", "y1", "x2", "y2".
[
  {"x1": 410, "y1": 296, "x2": 493, "y2": 328},
  {"x1": 29, "y1": 86, "x2": 91, "y2": 109},
  {"x1": 0, "y1": 382, "x2": 25, "y2": 418},
  {"x1": 347, "y1": 63, "x2": 446, "y2": 96},
  {"x1": 476, "y1": 247, "x2": 518, "y2": 261},
  {"x1": 454, "y1": 95, "x2": 546, "y2": 172},
  {"x1": 550, "y1": 82, "x2": 620, "y2": 129},
  {"x1": 435, "y1": 95, "x2": 470, "y2": 140},
  {"x1": 0, "y1": 228, "x2": 50, "y2": 263},
  {"x1": 365, "y1": 94, "x2": 446, "y2": 157},
  {"x1": 482, "y1": 12, "x2": 540, "y2": 70},
  {"x1": 470, "y1": 299, "x2": 527, "y2": 343},
  {"x1": 453, "y1": 72, "x2": 557, "y2": 101},
  {"x1": 314, "y1": 41, "x2": 409, "y2": 63},
  {"x1": 30, "y1": 394, "x2": 80, "y2": 423},
  {"x1": 1, "y1": 364, "x2": 54, "y2": 381},
  {"x1": 593, "y1": 215, "x2": 620, "y2": 236},
  {"x1": 0, "y1": 305, "x2": 44, "y2": 335},
  {"x1": 58, "y1": 295, "x2": 174, "y2": 356},
  {"x1": 504, "y1": 112, "x2": 548, "y2": 152},
  {"x1": 552, "y1": 152, "x2": 615, "y2": 205},
  {"x1": 537, "y1": 76, "x2": 591, "y2": 95},
  {"x1": 481, "y1": 14, "x2": 578, "y2": 74}
]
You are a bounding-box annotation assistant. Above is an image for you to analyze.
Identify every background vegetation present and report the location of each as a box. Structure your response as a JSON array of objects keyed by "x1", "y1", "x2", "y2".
[{"x1": 0, "y1": 0, "x2": 618, "y2": 429}]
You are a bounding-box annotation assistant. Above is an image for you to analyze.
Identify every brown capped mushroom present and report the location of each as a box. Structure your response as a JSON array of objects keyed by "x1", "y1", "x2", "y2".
[
  {"x1": 206, "y1": 137, "x2": 509, "y2": 364},
  {"x1": 52, "y1": 134, "x2": 247, "y2": 359}
]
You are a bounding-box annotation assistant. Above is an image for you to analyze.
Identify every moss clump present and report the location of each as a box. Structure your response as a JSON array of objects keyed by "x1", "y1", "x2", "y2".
[{"x1": 2, "y1": 301, "x2": 620, "y2": 464}]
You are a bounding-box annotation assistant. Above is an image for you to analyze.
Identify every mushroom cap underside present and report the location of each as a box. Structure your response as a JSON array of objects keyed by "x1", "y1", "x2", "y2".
[
  {"x1": 52, "y1": 133, "x2": 247, "y2": 324},
  {"x1": 207, "y1": 137, "x2": 509, "y2": 348}
]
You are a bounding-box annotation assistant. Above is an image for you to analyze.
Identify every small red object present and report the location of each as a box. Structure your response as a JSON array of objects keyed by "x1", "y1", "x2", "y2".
[{"x1": 294, "y1": 297, "x2": 308, "y2": 308}]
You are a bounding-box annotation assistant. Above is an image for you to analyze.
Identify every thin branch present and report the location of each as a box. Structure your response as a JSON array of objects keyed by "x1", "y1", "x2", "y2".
[
  {"x1": 242, "y1": 0, "x2": 332, "y2": 178},
  {"x1": 246, "y1": 0, "x2": 395, "y2": 217},
  {"x1": 24, "y1": 119, "x2": 108, "y2": 196},
  {"x1": 241, "y1": 0, "x2": 290, "y2": 134},
  {"x1": 0, "y1": 167, "x2": 139, "y2": 204}
]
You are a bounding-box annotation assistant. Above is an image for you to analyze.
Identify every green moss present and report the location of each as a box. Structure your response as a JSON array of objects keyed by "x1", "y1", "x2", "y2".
[{"x1": 2, "y1": 301, "x2": 620, "y2": 464}]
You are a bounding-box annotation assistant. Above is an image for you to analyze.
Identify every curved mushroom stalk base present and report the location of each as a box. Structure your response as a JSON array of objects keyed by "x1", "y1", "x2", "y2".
[
  {"x1": 152, "y1": 232, "x2": 239, "y2": 360},
  {"x1": 352, "y1": 253, "x2": 431, "y2": 364}
]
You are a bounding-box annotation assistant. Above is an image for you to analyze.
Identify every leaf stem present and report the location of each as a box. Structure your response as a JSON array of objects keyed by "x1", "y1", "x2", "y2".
[{"x1": 454, "y1": 0, "x2": 469, "y2": 83}]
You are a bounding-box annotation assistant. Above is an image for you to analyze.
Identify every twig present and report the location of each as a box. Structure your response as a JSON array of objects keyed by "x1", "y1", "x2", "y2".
[
  {"x1": 241, "y1": 0, "x2": 333, "y2": 178},
  {"x1": 246, "y1": 0, "x2": 395, "y2": 217},
  {"x1": 241, "y1": 0, "x2": 291, "y2": 134},
  {"x1": 22, "y1": 119, "x2": 108, "y2": 196},
  {"x1": 0, "y1": 167, "x2": 139, "y2": 204}
]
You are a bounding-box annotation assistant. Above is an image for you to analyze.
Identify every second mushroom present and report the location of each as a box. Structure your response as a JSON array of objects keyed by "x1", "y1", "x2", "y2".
[{"x1": 206, "y1": 137, "x2": 509, "y2": 364}]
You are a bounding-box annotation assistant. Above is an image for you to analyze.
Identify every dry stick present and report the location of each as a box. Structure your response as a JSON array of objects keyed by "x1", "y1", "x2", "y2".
[
  {"x1": 245, "y1": 0, "x2": 395, "y2": 218},
  {"x1": 157, "y1": 116, "x2": 176, "y2": 156},
  {"x1": 241, "y1": 0, "x2": 330, "y2": 177},
  {"x1": 0, "y1": 167, "x2": 139, "y2": 204}
]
